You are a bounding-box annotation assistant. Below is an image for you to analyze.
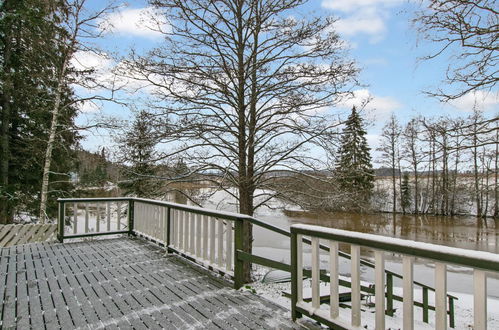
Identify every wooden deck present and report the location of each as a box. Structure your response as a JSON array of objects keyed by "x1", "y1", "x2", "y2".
[{"x1": 0, "y1": 237, "x2": 299, "y2": 329}]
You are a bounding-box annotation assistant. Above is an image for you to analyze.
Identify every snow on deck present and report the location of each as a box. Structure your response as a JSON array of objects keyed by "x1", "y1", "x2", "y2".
[{"x1": 0, "y1": 237, "x2": 299, "y2": 329}]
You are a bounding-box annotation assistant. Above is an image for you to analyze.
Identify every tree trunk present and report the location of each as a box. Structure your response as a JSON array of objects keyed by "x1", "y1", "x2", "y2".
[
  {"x1": 235, "y1": 0, "x2": 253, "y2": 284},
  {"x1": 0, "y1": 23, "x2": 13, "y2": 224},
  {"x1": 39, "y1": 75, "x2": 65, "y2": 223},
  {"x1": 39, "y1": 53, "x2": 69, "y2": 223},
  {"x1": 494, "y1": 129, "x2": 498, "y2": 219},
  {"x1": 473, "y1": 122, "x2": 482, "y2": 218},
  {"x1": 391, "y1": 144, "x2": 396, "y2": 213}
]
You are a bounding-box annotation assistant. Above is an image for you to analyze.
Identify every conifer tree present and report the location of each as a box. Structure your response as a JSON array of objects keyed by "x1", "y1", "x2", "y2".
[
  {"x1": 335, "y1": 106, "x2": 374, "y2": 210},
  {"x1": 119, "y1": 110, "x2": 161, "y2": 198},
  {"x1": 1, "y1": 0, "x2": 79, "y2": 223},
  {"x1": 400, "y1": 173, "x2": 411, "y2": 214}
]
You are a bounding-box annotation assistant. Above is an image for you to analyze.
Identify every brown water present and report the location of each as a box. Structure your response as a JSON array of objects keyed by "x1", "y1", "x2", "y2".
[
  {"x1": 251, "y1": 210, "x2": 499, "y2": 297},
  {"x1": 283, "y1": 210, "x2": 499, "y2": 254}
]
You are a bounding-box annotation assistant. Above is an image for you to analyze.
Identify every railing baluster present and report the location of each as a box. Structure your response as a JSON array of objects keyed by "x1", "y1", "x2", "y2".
[
  {"x1": 435, "y1": 262, "x2": 447, "y2": 330},
  {"x1": 297, "y1": 234, "x2": 303, "y2": 303},
  {"x1": 155, "y1": 206, "x2": 159, "y2": 239},
  {"x1": 85, "y1": 204, "x2": 89, "y2": 233},
  {"x1": 473, "y1": 269, "x2": 487, "y2": 330},
  {"x1": 73, "y1": 203, "x2": 77, "y2": 234},
  {"x1": 375, "y1": 250, "x2": 385, "y2": 330},
  {"x1": 137, "y1": 203, "x2": 142, "y2": 233},
  {"x1": 351, "y1": 244, "x2": 361, "y2": 327},
  {"x1": 117, "y1": 202, "x2": 121, "y2": 231},
  {"x1": 329, "y1": 240, "x2": 339, "y2": 319},
  {"x1": 134, "y1": 202, "x2": 140, "y2": 233},
  {"x1": 96, "y1": 203, "x2": 100, "y2": 232},
  {"x1": 403, "y1": 256, "x2": 414, "y2": 330},
  {"x1": 311, "y1": 237, "x2": 320, "y2": 310},
  {"x1": 226, "y1": 221, "x2": 233, "y2": 271},
  {"x1": 190, "y1": 212, "x2": 195, "y2": 254},
  {"x1": 217, "y1": 219, "x2": 224, "y2": 267},
  {"x1": 196, "y1": 213, "x2": 202, "y2": 257},
  {"x1": 202, "y1": 215, "x2": 208, "y2": 260},
  {"x1": 210, "y1": 217, "x2": 216, "y2": 264},
  {"x1": 178, "y1": 210, "x2": 184, "y2": 251},
  {"x1": 171, "y1": 208, "x2": 176, "y2": 247},
  {"x1": 184, "y1": 211, "x2": 189, "y2": 253},
  {"x1": 106, "y1": 202, "x2": 111, "y2": 232},
  {"x1": 160, "y1": 207, "x2": 165, "y2": 243}
]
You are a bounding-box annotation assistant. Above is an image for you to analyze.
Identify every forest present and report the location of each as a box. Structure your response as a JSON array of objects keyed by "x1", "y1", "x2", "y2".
[{"x1": 0, "y1": 0, "x2": 497, "y2": 224}]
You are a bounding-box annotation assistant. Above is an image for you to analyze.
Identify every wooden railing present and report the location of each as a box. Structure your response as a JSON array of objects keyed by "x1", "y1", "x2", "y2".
[
  {"x1": 290, "y1": 224, "x2": 499, "y2": 330},
  {"x1": 57, "y1": 197, "x2": 460, "y2": 326}
]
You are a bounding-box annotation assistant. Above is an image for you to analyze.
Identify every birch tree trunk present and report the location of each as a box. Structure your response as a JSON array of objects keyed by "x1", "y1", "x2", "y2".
[{"x1": 38, "y1": 63, "x2": 67, "y2": 223}]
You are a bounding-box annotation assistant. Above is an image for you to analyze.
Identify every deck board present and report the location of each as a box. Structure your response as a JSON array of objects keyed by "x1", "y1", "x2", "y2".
[{"x1": 0, "y1": 237, "x2": 299, "y2": 329}]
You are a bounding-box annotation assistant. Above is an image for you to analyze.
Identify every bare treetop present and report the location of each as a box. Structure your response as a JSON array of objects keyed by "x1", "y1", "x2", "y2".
[
  {"x1": 414, "y1": 0, "x2": 498, "y2": 100},
  {"x1": 126, "y1": 0, "x2": 358, "y2": 215}
]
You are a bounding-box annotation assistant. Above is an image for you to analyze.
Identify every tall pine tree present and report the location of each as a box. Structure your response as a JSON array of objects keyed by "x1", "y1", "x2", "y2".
[
  {"x1": 335, "y1": 106, "x2": 374, "y2": 210},
  {"x1": 119, "y1": 110, "x2": 161, "y2": 198}
]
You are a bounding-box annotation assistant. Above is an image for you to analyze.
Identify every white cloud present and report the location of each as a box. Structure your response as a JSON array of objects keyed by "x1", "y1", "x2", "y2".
[
  {"x1": 98, "y1": 7, "x2": 169, "y2": 38},
  {"x1": 71, "y1": 51, "x2": 113, "y2": 72},
  {"x1": 338, "y1": 89, "x2": 402, "y2": 122},
  {"x1": 333, "y1": 8, "x2": 386, "y2": 41},
  {"x1": 448, "y1": 90, "x2": 499, "y2": 112},
  {"x1": 322, "y1": 0, "x2": 404, "y2": 42}
]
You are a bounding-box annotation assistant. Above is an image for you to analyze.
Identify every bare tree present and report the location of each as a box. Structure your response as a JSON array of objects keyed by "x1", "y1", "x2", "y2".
[
  {"x1": 377, "y1": 114, "x2": 401, "y2": 213},
  {"x1": 402, "y1": 118, "x2": 423, "y2": 214},
  {"x1": 414, "y1": 0, "x2": 498, "y2": 100},
  {"x1": 38, "y1": 0, "x2": 120, "y2": 223},
  {"x1": 126, "y1": 0, "x2": 358, "y2": 281}
]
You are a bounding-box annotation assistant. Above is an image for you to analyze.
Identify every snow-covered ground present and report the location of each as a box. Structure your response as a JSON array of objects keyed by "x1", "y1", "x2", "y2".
[{"x1": 248, "y1": 266, "x2": 499, "y2": 329}]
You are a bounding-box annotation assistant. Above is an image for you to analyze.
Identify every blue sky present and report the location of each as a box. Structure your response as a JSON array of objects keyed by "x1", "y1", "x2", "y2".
[{"x1": 77, "y1": 0, "x2": 498, "y2": 158}]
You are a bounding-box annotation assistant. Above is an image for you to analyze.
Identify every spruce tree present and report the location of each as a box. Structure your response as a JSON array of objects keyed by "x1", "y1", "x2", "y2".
[
  {"x1": 1, "y1": 0, "x2": 79, "y2": 223},
  {"x1": 335, "y1": 106, "x2": 374, "y2": 210},
  {"x1": 400, "y1": 173, "x2": 411, "y2": 214},
  {"x1": 119, "y1": 111, "x2": 161, "y2": 198}
]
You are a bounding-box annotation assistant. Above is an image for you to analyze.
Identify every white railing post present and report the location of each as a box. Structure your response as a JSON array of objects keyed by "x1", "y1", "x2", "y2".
[
  {"x1": 351, "y1": 244, "x2": 361, "y2": 327},
  {"x1": 217, "y1": 219, "x2": 224, "y2": 267},
  {"x1": 374, "y1": 250, "x2": 385, "y2": 330},
  {"x1": 473, "y1": 269, "x2": 487, "y2": 330},
  {"x1": 202, "y1": 215, "x2": 208, "y2": 260},
  {"x1": 84, "y1": 204, "x2": 89, "y2": 233},
  {"x1": 403, "y1": 256, "x2": 414, "y2": 330},
  {"x1": 329, "y1": 240, "x2": 339, "y2": 319},
  {"x1": 311, "y1": 237, "x2": 320, "y2": 311},
  {"x1": 297, "y1": 234, "x2": 303, "y2": 304},
  {"x1": 435, "y1": 262, "x2": 447, "y2": 330},
  {"x1": 196, "y1": 213, "x2": 202, "y2": 257},
  {"x1": 210, "y1": 217, "x2": 216, "y2": 264}
]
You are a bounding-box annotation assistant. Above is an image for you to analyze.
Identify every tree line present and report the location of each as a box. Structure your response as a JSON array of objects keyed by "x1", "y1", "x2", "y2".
[{"x1": 378, "y1": 111, "x2": 498, "y2": 218}]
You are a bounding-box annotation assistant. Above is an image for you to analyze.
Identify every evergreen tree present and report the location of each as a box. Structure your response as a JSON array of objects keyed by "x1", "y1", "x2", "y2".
[
  {"x1": 119, "y1": 111, "x2": 161, "y2": 198},
  {"x1": 400, "y1": 173, "x2": 411, "y2": 214},
  {"x1": 0, "y1": 0, "x2": 79, "y2": 223},
  {"x1": 335, "y1": 106, "x2": 374, "y2": 210}
]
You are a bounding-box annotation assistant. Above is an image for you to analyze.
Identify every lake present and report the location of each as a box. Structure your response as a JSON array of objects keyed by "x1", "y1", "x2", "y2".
[{"x1": 250, "y1": 209, "x2": 499, "y2": 297}]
